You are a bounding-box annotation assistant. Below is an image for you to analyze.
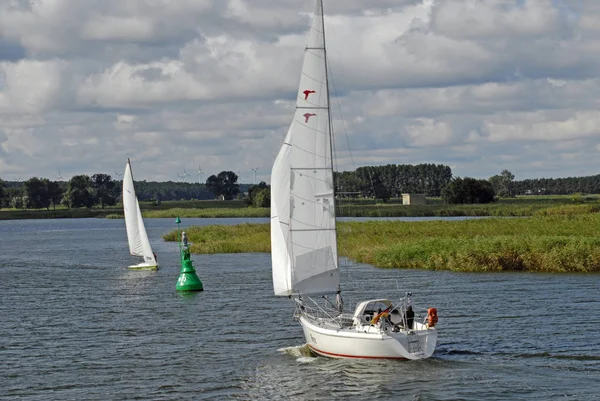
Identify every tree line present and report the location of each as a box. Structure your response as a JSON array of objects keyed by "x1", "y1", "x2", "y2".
[
  {"x1": 335, "y1": 164, "x2": 453, "y2": 201},
  {"x1": 2, "y1": 165, "x2": 599, "y2": 209},
  {"x1": 0, "y1": 171, "x2": 250, "y2": 209}
]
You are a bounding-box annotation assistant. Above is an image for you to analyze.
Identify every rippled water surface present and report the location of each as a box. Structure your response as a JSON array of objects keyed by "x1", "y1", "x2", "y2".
[{"x1": 1, "y1": 218, "x2": 599, "y2": 400}]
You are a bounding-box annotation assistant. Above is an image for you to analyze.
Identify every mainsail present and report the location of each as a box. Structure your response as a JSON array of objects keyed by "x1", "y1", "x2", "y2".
[
  {"x1": 271, "y1": 0, "x2": 339, "y2": 296},
  {"x1": 123, "y1": 160, "x2": 157, "y2": 265}
]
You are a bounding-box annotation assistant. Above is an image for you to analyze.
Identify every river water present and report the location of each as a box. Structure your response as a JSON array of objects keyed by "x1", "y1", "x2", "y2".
[{"x1": 1, "y1": 218, "x2": 598, "y2": 400}]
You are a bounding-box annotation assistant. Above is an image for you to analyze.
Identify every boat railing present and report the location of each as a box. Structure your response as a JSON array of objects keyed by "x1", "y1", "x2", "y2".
[{"x1": 294, "y1": 298, "x2": 348, "y2": 329}]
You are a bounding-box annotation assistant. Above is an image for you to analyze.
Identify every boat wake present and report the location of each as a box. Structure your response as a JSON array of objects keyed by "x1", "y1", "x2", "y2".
[
  {"x1": 439, "y1": 348, "x2": 483, "y2": 356},
  {"x1": 278, "y1": 344, "x2": 317, "y2": 363}
]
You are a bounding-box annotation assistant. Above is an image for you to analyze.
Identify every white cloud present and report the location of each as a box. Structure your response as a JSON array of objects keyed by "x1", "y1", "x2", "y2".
[
  {"x1": 485, "y1": 110, "x2": 600, "y2": 142},
  {"x1": 0, "y1": 60, "x2": 68, "y2": 113},
  {"x1": 1, "y1": 0, "x2": 600, "y2": 183},
  {"x1": 430, "y1": 0, "x2": 569, "y2": 39}
]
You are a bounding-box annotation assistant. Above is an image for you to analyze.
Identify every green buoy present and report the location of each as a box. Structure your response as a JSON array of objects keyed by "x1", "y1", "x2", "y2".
[{"x1": 175, "y1": 217, "x2": 204, "y2": 292}]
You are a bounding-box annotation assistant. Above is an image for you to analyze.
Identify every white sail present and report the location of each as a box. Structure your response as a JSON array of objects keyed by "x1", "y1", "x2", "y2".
[
  {"x1": 123, "y1": 160, "x2": 157, "y2": 266},
  {"x1": 271, "y1": 0, "x2": 339, "y2": 297}
]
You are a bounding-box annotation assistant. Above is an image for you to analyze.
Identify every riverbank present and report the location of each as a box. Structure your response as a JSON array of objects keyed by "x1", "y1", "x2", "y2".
[
  {"x1": 0, "y1": 208, "x2": 119, "y2": 220},
  {"x1": 163, "y1": 205, "x2": 600, "y2": 273},
  {"x1": 2, "y1": 194, "x2": 599, "y2": 220}
]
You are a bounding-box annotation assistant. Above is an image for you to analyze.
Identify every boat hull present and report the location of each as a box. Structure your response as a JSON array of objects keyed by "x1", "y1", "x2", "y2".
[
  {"x1": 299, "y1": 315, "x2": 437, "y2": 360},
  {"x1": 128, "y1": 263, "x2": 159, "y2": 271}
]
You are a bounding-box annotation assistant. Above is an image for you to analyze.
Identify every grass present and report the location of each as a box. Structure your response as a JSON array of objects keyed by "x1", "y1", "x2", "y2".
[
  {"x1": 163, "y1": 223, "x2": 270, "y2": 254},
  {"x1": 163, "y1": 206, "x2": 600, "y2": 273},
  {"x1": 0, "y1": 207, "x2": 121, "y2": 220},
  {"x1": 4, "y1": 194, "x2": 600, "y2": 220},
  {"x1": 339, "y1": 215, "x2": 600, "y2": 273}
]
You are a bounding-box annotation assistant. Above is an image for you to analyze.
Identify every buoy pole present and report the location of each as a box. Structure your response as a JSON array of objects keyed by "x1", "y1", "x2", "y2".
[{"x1": 175, "y1": 217, "x2": 204, "y2": 292}]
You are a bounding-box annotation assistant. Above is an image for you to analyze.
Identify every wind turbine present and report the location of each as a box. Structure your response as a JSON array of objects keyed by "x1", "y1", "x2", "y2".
[
  {"x1": 114, "y1": 169, "x2": 123, "y2": 180},
  {"x1": 251, "y1": 167, "x2": 258, "y2": 185},
  {"x1": 57, "y1": 170, "x2": 64, "y2": 181},
  {"x1": 178, "y1": 168, "x2": 190, "y2": 182},
  {"x1": 197, "y1": 166, "x2": 204, "y2": 183},
  {"x1": 13, "y1": 176, "x2": 21, "y2": 182}
]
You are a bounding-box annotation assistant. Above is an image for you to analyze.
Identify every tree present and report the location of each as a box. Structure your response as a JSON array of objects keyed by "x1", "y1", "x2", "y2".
[
  {"x1": 0, "y1": 177, "x2": 5, "y2": 207},
  {"x1": 63, "y1": 175, "x2": 94, "y2": 208},
  {"x1": 488, "y1": 174, "x2": 503, "y2": 195},
  {"x1": 205, "y1": 171, "x2": 240, "y2": 200},
  {"x1": 24, "y1": 177, "x2": 51, "y2": 209},
  {"x1": 2, "y1": 187, "x2": 21, "y2": 208},
  {"x1": 47, "y1": 181, "x2": 63, "y2": 210},
  {"x1": 246, "y1": 181, "x2": 270, "y2": 207},
  {"x1": 441, "y1": 177, "x2": 496, "y2": 204},
  {"x1": 489, "y1": 169, "x2": 515, "y2": 198},
  {"x1": 372, "y1": 175, "x2": 391, "y2": 203},
  {"x1": 500, "y1": 169, "x2": 515, "y2": 197},
  {"x1": 11, "y1": 195, "x2": 26, "y2": 209},
  {"x1": 153, "y1": 190, "x2": 162, "y2": 205},
  {"x1": 91, "y1": 173, "x2": 117, "y2": 208},
  {"x1": 253, "y1": 188, "x2": 270, "y2": 208}
]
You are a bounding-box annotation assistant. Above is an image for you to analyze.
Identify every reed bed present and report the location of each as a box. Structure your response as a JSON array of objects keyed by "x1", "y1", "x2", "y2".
[
  {"x1": 163, "y1": 223, "x2": 270, "y2": 254},
  {"x1": 5, "y1": 195, "x2": 597, "y2": 220},
  {"x1": 533, "y1": 204, "x2": 600, "y2": 216},
  {"x1": 164, "y1": 212, "x2": 600, "y2": 272},
  {"x1": 140, "y1": 195, "x2": 600, "y2": 219}
]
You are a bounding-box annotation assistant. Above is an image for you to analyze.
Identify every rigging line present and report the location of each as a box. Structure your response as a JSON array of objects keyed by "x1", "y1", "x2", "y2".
[
  {"x1": 320, "y1": 0, "x2": 343, "y2": 296},
  {"x1": 327, "y1": 56, "x2": 356, "y2": 174},
  {"x1": 321, "y1": 0, "x2": 355, "y2": 290},
  {"x1": 326, "y1": 39, "x2": 369, "y2": 224}
]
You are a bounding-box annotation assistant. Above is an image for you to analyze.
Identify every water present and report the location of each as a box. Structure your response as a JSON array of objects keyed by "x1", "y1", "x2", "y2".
[{"x1": 1, "y1": 218, "x2": 599, "y2": 400}]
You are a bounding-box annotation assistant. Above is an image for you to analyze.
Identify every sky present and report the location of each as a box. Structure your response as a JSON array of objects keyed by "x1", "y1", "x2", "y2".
[{"x1": 0, "y1": 0, "x2": 599, "y2": 184}]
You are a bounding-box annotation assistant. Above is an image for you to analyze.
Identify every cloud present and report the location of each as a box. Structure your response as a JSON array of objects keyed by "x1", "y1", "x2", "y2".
[{"x1": 1, "y1": 0, "x2": 600, "y2": 184}]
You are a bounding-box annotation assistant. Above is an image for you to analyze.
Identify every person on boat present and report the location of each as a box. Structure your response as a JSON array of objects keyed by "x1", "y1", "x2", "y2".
[
  {"x1": 404, "y1": 305, "x2": 415, "y2": 330},
  {"x1": 335, "y1": 291, "x2": 343, "y2": 312},
  {"x1": 153, "y1": 252, "x2": 158, "y2": 263}
]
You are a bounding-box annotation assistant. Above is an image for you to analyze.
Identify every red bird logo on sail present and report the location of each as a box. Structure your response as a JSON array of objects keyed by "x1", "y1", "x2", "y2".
[
  {"x1": 303, "y1": 113, "x2": 317, "y2": 123},
  {"x1": 303, "y1": 90, "x2": 316, "y2": 100}
]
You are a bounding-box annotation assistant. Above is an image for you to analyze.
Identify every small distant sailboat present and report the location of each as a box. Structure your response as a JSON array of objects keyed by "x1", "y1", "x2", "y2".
[
  {"x1": 270, "y1": 0, "x2": 438, "y2": 359},
  {"x1": 123, "y1": 159, "x2": 159, "y2": 270}
]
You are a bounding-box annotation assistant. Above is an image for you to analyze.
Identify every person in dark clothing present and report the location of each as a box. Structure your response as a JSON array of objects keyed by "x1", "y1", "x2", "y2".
[{"x1": 404, "y1": 306, "x2": 415, "y2": 330}]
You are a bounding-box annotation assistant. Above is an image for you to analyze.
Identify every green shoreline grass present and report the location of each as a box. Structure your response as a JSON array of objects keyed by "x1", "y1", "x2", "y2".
[
  {"x1": 163, "y1": 206, "x2": 600, "y2": 273},
  {"x1": 3, "y1": 194, "x2": 600, "y2": 220}
]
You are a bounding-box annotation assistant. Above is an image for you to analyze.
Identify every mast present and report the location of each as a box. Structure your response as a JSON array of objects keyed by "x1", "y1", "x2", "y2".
[{"x1": 320, "y1": 0, "x2": 342, "y2": 296}]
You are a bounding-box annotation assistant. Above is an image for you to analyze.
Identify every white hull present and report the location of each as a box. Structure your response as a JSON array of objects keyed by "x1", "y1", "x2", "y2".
[
  {"x1": 299, "y1": 315, "x2": 437, "y2": 360},
  {"x1": 128, "y1": 262, "x2": 159, "y2": 271}
]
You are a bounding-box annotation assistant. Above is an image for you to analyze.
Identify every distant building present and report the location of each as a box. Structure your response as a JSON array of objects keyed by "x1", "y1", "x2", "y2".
[{"x1": 402, "y1": 193, "x2": 426, "y2": 205}]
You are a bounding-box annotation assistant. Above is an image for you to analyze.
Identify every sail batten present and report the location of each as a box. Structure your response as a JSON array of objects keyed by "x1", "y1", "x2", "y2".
[{"x1": 271, "y1": 0, "x2": 338, "y2": 297}]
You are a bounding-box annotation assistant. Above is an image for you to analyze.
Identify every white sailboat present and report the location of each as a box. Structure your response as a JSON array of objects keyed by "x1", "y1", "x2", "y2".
[
  {"x1": 270, "y1": 0, "x2": 438, "y2": 360},
  {"x1": 123, "y1": 159, "x2": 159, "y2": 270}
]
